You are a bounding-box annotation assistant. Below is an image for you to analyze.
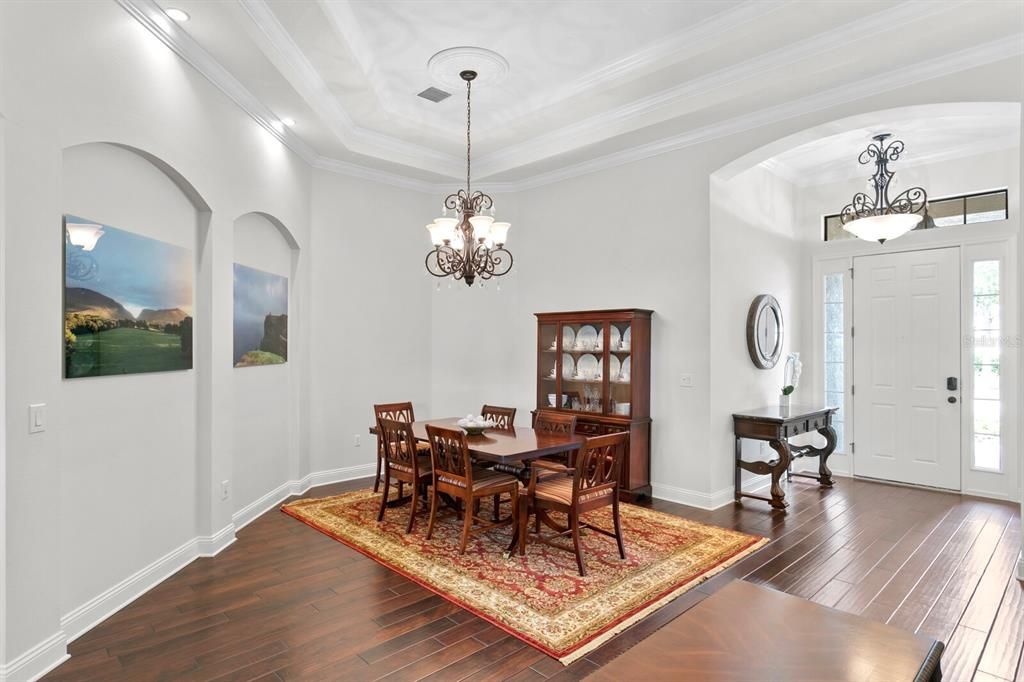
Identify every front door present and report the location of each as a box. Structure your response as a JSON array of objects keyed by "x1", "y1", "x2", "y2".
[{"x1": 852, "y1": 247, "x2": 961, "y2": 490}]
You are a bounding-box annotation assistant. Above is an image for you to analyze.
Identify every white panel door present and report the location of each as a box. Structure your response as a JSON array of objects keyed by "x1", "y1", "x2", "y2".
[{"x1": 853, "y1": 247, "x2": 961, "y2": 490}]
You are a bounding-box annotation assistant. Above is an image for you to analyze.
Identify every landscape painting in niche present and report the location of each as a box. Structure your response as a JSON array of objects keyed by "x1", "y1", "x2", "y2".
[
  {"x1": 63, "y1": 214, "x2": 193, "y2": 378},
  {"x1": 233, "y1": 263, "x2": 288, "y2": 367}
]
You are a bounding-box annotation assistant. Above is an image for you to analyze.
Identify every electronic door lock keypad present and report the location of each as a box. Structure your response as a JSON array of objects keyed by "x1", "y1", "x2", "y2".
[{"x1": 946, "y1": 377, "x2": 958, "y2": 391}]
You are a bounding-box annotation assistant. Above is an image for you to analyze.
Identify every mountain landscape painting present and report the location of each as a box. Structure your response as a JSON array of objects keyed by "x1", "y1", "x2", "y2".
[
  {"x1": 64, "y1": 214, "x2": 193, "y2": 378},
  {"x1": 233, "y1": 263, "x2": 288, "y2": 367}
]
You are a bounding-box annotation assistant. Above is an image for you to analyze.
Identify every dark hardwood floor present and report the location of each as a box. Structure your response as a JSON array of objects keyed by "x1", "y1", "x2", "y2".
[{"x1": 45, "y1": 476, "x2": 1023, "y2": 681}]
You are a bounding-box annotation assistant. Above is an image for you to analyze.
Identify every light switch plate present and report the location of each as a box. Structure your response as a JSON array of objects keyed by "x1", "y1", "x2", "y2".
[{"x1": 29, "y1": 403, "x2": 46, "y2": 434}]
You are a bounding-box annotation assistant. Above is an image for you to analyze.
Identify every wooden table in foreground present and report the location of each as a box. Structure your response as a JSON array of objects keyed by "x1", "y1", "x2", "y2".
[
  {"x1": 369, "y1": 417, "x2": 585, "y2": 465},
  {"x1": 733, "y1": 404, "x2": 838, "y2": 510},
  {"x1": 590, "y1": 580, "x2": 944, "y2": 682}
]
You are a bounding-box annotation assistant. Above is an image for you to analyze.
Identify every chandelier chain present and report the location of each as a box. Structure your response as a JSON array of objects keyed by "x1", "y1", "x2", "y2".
[{"x1": 465, "y1": 78, "x2": 471, "y2": 195}]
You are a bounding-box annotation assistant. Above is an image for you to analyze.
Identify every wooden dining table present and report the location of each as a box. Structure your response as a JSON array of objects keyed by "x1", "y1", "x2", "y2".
[{"x1": 369, "y1": 416, "x2": 585, "y2": 465}]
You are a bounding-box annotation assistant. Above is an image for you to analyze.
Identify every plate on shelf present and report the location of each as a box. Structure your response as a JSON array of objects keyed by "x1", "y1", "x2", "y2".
[
  {"x1": 562, "y1": 353, "x2": 575, "y2": 379},
  {"x1": 562, "y1": 326, "x2": 576, "y2": 350},
  {"x1": 600, "y1": 354, "x2": 620, "y2": 380},
  {"x1": 609, "y1": 325, "x2": 621, "y2": 350},
  {"x1": 576, "y1": 325, "x2": 599, "y2": 351},
  {"x1": 577, "y1": 353, "x2": 599, "y2": 380},
  {"x1": 619, "y1": 356, "x2": 632, "y2": 382}
]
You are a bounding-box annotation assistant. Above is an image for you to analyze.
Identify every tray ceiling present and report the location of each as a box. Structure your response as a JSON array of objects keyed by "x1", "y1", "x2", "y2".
[{"x1": 143, "y1": 0, "x2": 1023, "y2": 187}]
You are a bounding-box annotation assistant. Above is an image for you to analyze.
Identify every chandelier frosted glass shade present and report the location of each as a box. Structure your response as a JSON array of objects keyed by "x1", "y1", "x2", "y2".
[
  {"x1": 839, "y1": 133, "x2": 927, "y2": 244},
  {"x1": 66, "y1": 223, "x2": 105, "y2": 251},
  {"x1": 842, "y1": 213, "x2": 922, "y2": 244}
]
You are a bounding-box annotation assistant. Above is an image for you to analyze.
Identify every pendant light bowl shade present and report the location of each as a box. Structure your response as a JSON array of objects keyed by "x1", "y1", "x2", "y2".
[
  {"x1": 838, "y1": 133, "x2": 927, "y2": 245},
  {"x1": 843, "y1": 213, "x2": 922, "y2": 244}
]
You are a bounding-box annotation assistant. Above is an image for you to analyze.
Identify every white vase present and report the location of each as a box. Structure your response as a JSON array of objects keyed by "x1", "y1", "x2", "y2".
[{"x1": 780, "y1": 393, "x2": 791, "y2": 409}]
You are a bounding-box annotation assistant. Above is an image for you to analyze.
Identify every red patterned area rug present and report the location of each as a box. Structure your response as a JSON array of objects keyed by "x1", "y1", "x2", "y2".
[{"x1": 282, "y1": 490, "x2": 766, "y2": 665}]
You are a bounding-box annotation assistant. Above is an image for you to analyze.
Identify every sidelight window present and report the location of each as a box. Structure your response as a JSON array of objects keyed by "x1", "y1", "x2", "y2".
[
  {"x1": 823, "y1": 272, "x2": 846, "y2": 451},
  {"x1": 970, "y1": 260, "x2": 1001, "y2": 471}
]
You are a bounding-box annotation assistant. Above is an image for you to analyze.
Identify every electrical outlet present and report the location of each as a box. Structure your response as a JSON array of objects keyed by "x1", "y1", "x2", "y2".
[
  {"x1": 679, "y1": 374, "x2": 694, "y2": 388},
  {"x1": 354, "y1": 434, "x2": 361, "y2": 447},
  {"x1": 220, "y1": 480, "x2": 230, "y2": 501}
]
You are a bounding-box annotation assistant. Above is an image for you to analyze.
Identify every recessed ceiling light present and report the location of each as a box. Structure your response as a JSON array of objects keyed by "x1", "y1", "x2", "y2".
[
  {"x1": 271, "y1": 120, "x2": 285, "y2": 133},
  {"x1": 165, "y1": 8, "x2": 189, "y2": 22},
  {"x1": 281, "y1": 117, "x2": 295, "y2": 127}
]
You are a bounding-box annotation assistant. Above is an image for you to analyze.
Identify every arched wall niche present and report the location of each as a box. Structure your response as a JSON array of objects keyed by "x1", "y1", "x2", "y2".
[
  {"x1": 231, "y1": 210, "x2": 301, "y2": 514},
  {"x1": 58, "y1": 141, "x2": 211, "y2": 619}
]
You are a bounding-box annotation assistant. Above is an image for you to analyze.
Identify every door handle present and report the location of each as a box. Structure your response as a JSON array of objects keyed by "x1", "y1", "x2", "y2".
[
  {"x1": 946, "y1": 377, "x2": 958, "y2": 391},
  {"x1": 948, "y1": 396, "x2": 958, "y2": 404}
]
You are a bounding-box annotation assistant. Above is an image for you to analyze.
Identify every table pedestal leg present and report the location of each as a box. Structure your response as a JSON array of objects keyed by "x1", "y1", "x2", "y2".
[{"x1": 815, "y1": 425, "x2": 836, "y2": 487}]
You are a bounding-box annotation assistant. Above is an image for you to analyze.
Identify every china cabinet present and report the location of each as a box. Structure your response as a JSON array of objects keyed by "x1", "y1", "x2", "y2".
[{"x1": 534, "y1": 308, "x2": 652, "y2": 500}]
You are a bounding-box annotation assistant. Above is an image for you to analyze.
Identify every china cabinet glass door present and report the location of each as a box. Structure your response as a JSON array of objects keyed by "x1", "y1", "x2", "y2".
[
  {"x1": 608, "y1": 321, "x2": 632, "y2": 417},
  {"x1": 558, "y1": 321, "x2": 606, "y2": 413}
]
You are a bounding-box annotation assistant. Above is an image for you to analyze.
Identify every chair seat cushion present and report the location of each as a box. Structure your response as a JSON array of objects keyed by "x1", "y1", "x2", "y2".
[
  {"x1": 534, "y1": 477, "x2": 612, "y2": 505},
  {"x1": 436, "y1": 467, "x2": 519, "y2": 492},
  {"x1": 388, "y1": 455, "x2": 431, "y2": 477}
]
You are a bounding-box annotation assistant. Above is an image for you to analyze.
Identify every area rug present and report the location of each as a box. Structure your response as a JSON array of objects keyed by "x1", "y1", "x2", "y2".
[{"x1": 282, "y1": 490, "x2": 766, "y2": 664}]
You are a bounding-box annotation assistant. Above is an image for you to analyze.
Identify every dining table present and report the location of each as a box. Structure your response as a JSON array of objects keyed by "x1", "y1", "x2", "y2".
[{"x1": 368, "y1": 416, "x2": 585, "y2": 465}]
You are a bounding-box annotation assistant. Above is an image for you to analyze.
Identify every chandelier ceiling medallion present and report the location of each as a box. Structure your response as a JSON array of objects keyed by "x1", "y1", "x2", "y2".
[
  {"x1": 424, "y1": 49, "x2": 512, "y2": 287},
  {"x1": 840, "y1": 133, "x2": 928, "y2": 244}
]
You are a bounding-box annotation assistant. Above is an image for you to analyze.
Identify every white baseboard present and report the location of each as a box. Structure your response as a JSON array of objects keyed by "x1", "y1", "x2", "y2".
[
  {"x1": 196, "y1": 524, "x2": 236, "y2": 557},
  {"x1": 652, "y1": 475, "x2": 771, "y2": 511},
  {"x1": 0, "y1": 631, "x2": 68, "y2": 682},
  {"x1": 61, "y1": 533, "x2": 204, "y2": 643},
  {"x1": 231, "y1": 462, "x2": 376, "y2": 532},
  {"x1": 47, "y1": 460, "x2": 374, "y2": 676}
]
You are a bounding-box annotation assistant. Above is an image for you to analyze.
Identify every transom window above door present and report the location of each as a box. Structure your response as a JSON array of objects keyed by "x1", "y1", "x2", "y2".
[{"x1": 823, "y1": 189, "x2": 1008, "y2": 242}]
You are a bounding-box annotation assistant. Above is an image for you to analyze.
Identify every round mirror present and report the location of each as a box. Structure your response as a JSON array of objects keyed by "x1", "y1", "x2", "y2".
[{"x1": 746, "y1": 295, "x2": 783, "y2": 369}]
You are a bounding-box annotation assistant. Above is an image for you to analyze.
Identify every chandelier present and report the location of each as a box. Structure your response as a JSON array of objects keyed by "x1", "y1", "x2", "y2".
[
  {"x1": 840, "y1": 133, "x2": 927, "y2": 244},
  {"x1": 424, "y1": 69, "x2": 512, "y2": 287}
]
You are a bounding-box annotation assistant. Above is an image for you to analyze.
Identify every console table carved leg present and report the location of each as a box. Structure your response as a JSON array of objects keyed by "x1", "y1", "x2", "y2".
[
  {"x1": 766, "y1": 438, "x2": 791, "y2": 510},
  {"x1": 815, "y1": 425, "x2": 836, "y2": 487}
]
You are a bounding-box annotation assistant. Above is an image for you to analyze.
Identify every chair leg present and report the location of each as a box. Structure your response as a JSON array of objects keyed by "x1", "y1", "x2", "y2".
[
  {"x1": 406, "y1": 482, "x2": 418, "y2": 534},
  {"x1": 534, "y1": 507, "x2": 541, "y2": 534},
  {"x1": 492, "y1": 493, "x2": 501, "y2": 522},
  {"x1": 397, "y1": 481, "x2": 404, "y2": 500},
  {"x1": 459, "y1": 497, "x2": 473, "y2": 554},
  {"x1": 612, "y1": 495, "x2": 626, "y2": 560},
  {"x1": 373, "y1": 451, "x2": 382, "y2": 493},
  {"x1": 425, "y1": 487, "x2": 439, "y2": 540},
  {"x1": 377, "y1": 470, "x2": 390, "y2": 522},
  {"x1": 518, "y1": 495, "x2": 527, "y2": 556},
  {"x1": 570, "y1": 510, "x2": 586, "y2": 576}
]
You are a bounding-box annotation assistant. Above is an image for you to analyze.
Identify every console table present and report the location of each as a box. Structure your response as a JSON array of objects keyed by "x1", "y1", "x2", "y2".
[{"x1": 733, "y1": 405, "x2": 838, "y2": 510}]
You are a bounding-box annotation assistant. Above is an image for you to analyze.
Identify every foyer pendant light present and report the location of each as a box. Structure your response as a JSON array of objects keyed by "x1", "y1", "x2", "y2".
[
  {"x1": 424, "y1": 69, "x2": 512, "y2": 287},
  {"x1": 839, "y1": 133, "x2": 928, "y2": 244}
]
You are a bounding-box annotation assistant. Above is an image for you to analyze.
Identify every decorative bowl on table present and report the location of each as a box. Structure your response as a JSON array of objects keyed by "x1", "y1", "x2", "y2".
[{"x1": 457, "y1": 415, "x2": 496, "y2": 436}]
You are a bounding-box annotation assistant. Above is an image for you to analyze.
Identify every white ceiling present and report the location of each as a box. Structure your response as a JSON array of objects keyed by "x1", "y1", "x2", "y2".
[
  {"x1": 763, "y1": 105, "x2": 1023, "y2": 187},
  {"x1": 141, "y1": 0, "x2": 1024, "y2": 187}
]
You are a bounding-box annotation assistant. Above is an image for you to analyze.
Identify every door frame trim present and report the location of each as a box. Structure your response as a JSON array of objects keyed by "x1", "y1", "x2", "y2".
[{"x1": 810, "y1": 231, "x2": 1019, "y2": 502}]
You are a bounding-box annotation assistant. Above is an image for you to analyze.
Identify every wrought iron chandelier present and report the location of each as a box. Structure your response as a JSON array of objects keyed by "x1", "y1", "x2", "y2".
[
  {"x1": 424, "y1": 69, "x2": 512, "y2": 287},
  {"x1": 840, "y1": 133, "x2": 927, "y2": 244}
]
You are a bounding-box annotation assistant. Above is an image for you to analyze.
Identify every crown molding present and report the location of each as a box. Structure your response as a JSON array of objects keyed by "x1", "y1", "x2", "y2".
[
  {"x1": 237, "y1": 0, "x2": 464, "y2": 177},
  {"x1": 120, "y1": 0, "x2": 1023, "y2": 195},
  {"x1": 116, "y1": 0, "x2": 319, "y2": 165},
  {"x1": 497, "y1": 33, "x2": 1024, "y2": 192},
  {"x1": 472, "y1": 0, "x2": 966, "y2": 178}
]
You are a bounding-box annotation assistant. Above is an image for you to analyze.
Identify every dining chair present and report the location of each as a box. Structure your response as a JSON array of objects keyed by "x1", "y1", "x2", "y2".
[
  {"x1": 517, "y1": 431, "x2": 629, "y2": 576},
  {"x1": 376, "y1": 418, "x2": 432, "y2": 534},
  {"x1": 481, "y1": 405, "x2": 517, "y2": 520},
  {"x1": 481, "y1": 404, "x2": 516, "y2": 430},
  {"x1": 373, "y1": 402, "x2": 429, "y2": 493},
  {"x1": 534, "y1": 409, "x2": 579, "y2": 465},
  {"x1": 425, "y1": 424, "x2": 520, "y2": 554}
]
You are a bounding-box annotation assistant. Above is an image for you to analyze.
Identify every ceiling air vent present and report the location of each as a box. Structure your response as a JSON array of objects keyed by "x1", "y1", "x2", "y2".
[{"x1": 417, "y1": 86, "x2": 451, "y2": 103}]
